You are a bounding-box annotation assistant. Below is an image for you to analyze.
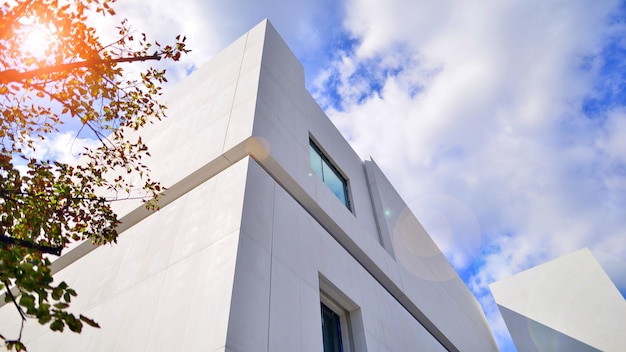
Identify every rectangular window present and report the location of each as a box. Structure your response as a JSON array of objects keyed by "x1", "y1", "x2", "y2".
[
  {"x1": 309, "y1": 139, "x2": 351, "y2": 210},
  {"x1": 321, "y1": 302, "x2": 344, "y2": 352},
  {"x1": 319, "y1": 275, "x2": 363, "y2": 352}
]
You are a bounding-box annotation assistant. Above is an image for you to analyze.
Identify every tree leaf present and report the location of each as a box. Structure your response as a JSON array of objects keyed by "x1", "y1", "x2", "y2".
[{"x1": 79, "y1": 315, "x2": 101, "y2": 328}]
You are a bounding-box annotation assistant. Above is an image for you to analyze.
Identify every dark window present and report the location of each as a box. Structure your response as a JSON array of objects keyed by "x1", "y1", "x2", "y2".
[
  {"x1": 310, "y1": 140, "x2": 351, "y2": 210},
  {"x1": 321, "y1": 302, "x2": 344, "y2": 352}
]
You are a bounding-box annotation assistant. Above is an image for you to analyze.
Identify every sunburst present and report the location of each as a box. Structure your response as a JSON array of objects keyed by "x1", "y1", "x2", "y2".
[{"x1": 18, "y1": 16, "x2": 57, "y2": 63}]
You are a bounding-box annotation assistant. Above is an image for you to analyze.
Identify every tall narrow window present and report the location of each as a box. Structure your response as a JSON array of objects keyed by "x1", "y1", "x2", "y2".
[
  {"x1": 321, "y1": 302, "x2": 344, "y2": 352},
  {"x1": 319, "y1": 275, "x2": 362, "y2": 352},
  {"x1": 309, "y1": 139, "x2": 351, "y2": 210}
]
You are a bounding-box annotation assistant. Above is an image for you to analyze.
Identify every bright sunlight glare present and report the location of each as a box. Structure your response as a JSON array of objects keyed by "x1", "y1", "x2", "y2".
[{"x1": 18, "y1": 16, "x2": 56, "y2": 62}]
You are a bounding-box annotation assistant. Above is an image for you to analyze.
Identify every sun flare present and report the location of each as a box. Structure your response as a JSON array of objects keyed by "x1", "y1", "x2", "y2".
[{"x1": 18, "y1": 16, "x2": 57, "y2": 62}]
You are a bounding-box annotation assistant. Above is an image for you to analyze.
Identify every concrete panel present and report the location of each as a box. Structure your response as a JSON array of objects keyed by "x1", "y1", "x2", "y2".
[
  {"x1": 166, "y1": 176, "x2": 218, "y2": 264},
  {"x1": 267, "y1": 259, "x2": 304, "y2": 352},
  {"x1": 300, "y1": 281, "x2": 324, "y2": 352},
  {"x1": 225, "y1": 231, "x2": 272, "y2": 352},
  {"x1": 222, "y1": 21, "x2": 265, "y2": 154},
  {"x1": 240, "y1": 159, "x2": 275, "y2": 253},
  {"x1": 181, "y1": 234, "x2": 240, "y2": 351},
  {"x1": 271, "y1": 187, "x2": 312, "y2": 284}
]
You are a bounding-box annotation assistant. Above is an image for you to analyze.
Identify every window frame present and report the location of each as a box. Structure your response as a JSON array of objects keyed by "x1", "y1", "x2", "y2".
[
  {"x1": 320, "y1": 292, "x2": 353, "y2": 352},
  {"x1": 309, "y1": 138, "x2": 352, "y2": 211}
]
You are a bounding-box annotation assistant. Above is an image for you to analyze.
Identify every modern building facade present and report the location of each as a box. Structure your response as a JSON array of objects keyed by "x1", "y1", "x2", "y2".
[
  {"x1": 490, "y1": 248, "x2": 626, "y2": 352},
  {"x1": 0, "y1": 20, "x2": 497, "y2": 351}
]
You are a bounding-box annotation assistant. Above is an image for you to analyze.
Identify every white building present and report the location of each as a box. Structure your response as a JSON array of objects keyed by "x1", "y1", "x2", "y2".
[
  {"x1": 490, "y1": 248, "x2": 626, "y2": 352},
  {"x1": 0, "y1": 20, "x2": 497, "y2": 351}
]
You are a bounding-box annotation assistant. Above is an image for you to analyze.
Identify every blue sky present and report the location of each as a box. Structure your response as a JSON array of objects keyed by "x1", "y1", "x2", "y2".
[{"x1": 59, "y1": 0, "x2": 626, "y2": 350}]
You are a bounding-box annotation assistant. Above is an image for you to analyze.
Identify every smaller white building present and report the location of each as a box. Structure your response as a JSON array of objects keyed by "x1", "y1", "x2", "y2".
[{"x1": 490, "y1": 247, "x2": 626, "y2": 352}]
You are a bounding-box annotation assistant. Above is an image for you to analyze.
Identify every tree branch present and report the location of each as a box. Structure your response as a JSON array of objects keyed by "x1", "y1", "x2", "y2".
[
  {"x1": 0, "y1": 235, "x2": 62, "y2": 256},
  {"x1": 2, "y1": 282, "x2": 26, "y2": 322},
  {"x1": 2, "y1": 281, "x2": 26, "y2": 348},
  {"x1": 0, "y1": 54, "x2": 162, "y2": 84}
]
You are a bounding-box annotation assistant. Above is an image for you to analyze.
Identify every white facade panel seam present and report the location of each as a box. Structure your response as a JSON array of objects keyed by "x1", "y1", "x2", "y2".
[{"x1": 222, "y1": 30, "x2": 250, "y2": 153}]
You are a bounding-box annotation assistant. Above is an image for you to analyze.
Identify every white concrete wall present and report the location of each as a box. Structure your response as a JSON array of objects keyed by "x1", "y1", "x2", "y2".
[
  {"x1": 0, "y1": 19, "x2": 498, "y2": 351},
  {"x1": 0, "y1": 158, "x2": 251, "y2": 351},
  {"x1": 227, "y1": 159, "x2": 447, "y2": 351}
]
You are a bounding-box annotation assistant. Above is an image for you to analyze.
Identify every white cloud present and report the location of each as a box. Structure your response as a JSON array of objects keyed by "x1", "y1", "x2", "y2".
[
  {"x1": 21, "y1": 132, "x2": 99, "y2": 165},
  {"x1": 333, "y1": 0, "x2": 626, "y2": 269},
  {"x1": 89, "y1": 0, "x2": 347, "y2": 85}
]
